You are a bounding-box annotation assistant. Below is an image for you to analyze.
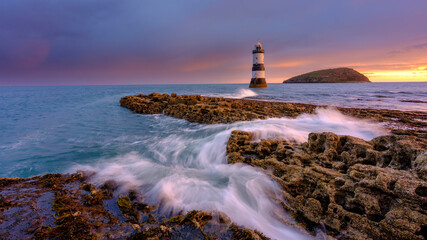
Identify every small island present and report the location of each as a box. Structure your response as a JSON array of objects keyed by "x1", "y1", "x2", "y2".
[{"x1": 283, "y1": 67, "x2": 371, "y2": 83}]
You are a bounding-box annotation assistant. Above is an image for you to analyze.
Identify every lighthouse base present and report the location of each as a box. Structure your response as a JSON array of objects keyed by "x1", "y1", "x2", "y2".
[{"x1": 249, "y1": 78, "x2": 267, "y2": 88}]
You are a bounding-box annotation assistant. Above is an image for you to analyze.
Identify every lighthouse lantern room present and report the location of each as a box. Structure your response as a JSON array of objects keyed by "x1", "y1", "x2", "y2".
[{"x1": 249, "y1": 41, "x2": 267, "y2": 88}]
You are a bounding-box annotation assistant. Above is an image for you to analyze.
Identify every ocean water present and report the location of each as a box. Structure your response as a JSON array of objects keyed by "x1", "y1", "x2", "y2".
[{"x1": 0, "y1": 83, "x2": 425, "y2": 239}]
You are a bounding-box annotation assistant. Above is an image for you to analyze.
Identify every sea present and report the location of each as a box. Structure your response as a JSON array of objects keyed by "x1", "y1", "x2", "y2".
[{"x1": 0, "y1": 82, "x2": 426, "y2": 239}]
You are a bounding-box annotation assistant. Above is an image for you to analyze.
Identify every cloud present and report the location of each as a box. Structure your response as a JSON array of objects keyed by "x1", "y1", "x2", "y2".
[
  {"x1": 0, "y1": 0, "x2": 427, "y2": 85},
  {"x1": 388, "y1": 42, "x2": 427, "y2": 56}
]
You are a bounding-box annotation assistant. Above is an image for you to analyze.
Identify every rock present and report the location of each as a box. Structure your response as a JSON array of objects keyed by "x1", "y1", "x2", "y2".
[
  {"x1": 229, "y1": 223, "x2": 269, "y2": 240},
  {"x1": 414, "y1": 151, "x2": 427, "y2": 180},
  {"x1": 226, "y1": 130, "x2": 427, "y2": 240},
  {"x1": 283, "y1": 67, "x2": 371, "y2": 83},
  {"x1": 120, "y1": 93, "x2": 427, "y2": 129}
]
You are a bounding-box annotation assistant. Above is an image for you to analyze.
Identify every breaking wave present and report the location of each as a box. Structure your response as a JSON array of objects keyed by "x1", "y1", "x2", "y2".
[{"x1": 75, "y1": 108, "x2": 386, "y2": 239}]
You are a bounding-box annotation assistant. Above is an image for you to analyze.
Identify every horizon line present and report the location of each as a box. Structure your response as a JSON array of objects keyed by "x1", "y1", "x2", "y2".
[{"x1": 0, "y1": 81, "x2": 426, "y2": 87}]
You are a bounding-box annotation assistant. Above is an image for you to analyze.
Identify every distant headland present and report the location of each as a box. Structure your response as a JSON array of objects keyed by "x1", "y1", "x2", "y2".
[{"x1": 283, "y1": 67, "x2": 371, "y2": 83}]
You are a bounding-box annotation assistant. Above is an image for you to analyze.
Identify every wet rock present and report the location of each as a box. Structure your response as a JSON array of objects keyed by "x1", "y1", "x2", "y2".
[
  {"x1": 102, "y1": 179, "x2": 119, "y2": 191},
  {"x1": 117, "y1": 194, "x2": 140, "y2": 223},
  {"x1": 229, "y1": 223, "x2": 269, "y2": 240},
  {"x1": 0, "y1": 197, "x2": 12, "y2": 208},
  {"x1": 0, "y1": 173, "x2": 270, "y2": 239}
]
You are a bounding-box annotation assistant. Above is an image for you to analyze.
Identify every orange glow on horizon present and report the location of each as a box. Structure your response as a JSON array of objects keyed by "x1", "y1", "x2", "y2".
[
  {"x1": 364, "y1": 70, "x2": 427, "y2": 82},
  {"x1": 359, "y1": 64, "x2": 427, "y2": 82},
  {"x1": 265, "y1": 67, "x2": 427, "y2": 83}
]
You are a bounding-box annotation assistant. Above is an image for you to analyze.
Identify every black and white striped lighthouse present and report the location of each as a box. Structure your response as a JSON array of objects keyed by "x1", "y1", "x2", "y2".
[{"x1": 249, "y1": 41, "x2": 267, "y2": 88}]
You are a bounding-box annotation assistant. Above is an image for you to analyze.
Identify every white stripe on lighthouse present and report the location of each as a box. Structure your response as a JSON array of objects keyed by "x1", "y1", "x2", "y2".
[
  {"x1": 252, "y1": 71, "x2": 265, "y2": 78},
  {"x1": 253, "y1": 53, "x2": 264, "y2": 64}
]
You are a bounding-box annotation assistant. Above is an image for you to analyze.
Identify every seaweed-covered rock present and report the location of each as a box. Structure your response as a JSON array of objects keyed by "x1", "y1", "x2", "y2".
[
  {"x1": 120, "y1": 93, "x2": 427, "y2": 129},
  {"x1": 0, "y1": 173, "x2": 271, "y2": 240}
]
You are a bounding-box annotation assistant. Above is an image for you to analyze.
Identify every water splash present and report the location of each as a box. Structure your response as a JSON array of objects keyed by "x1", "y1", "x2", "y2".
[
  {"x1": 75, "y1": 108, "x2": 386, "y2": 239},
  {"x1": 233, "y1": 88, "x2": 258, "y2": 98},
  {"x1": 207, "y1": 88, "x2": 258, "y2": 99}
]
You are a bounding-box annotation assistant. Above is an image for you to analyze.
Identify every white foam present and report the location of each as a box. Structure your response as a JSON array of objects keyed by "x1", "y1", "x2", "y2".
[
  {"x1": 232, "y1": 107, "x2": 387, "y2": 143},
  {"x1": 206, "y1": 88, "x2": 258, "y2": 99},
  {"x1": 232, "y1": 88, "x2": 258, "y2": 99}
]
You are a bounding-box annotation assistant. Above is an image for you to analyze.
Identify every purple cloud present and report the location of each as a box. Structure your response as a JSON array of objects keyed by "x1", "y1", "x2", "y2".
[{"x1": 0, "y1": 0, "x2": 426, "y2": 85}]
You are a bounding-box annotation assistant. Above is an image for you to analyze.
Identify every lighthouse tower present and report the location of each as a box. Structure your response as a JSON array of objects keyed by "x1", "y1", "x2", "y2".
[{"x1": 249, "y1": 41, "x2": 267, "y2": 88}]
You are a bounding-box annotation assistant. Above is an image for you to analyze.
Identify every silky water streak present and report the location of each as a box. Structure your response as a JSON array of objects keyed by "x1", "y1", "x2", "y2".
[{"x1": 77, "y1": 108, "x2": 386, "y2": 239}]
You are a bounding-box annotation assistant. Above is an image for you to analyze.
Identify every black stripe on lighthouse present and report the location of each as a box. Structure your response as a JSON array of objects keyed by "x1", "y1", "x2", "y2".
[
  {"x1": 250, "y1": 78, "x2": 266, "y2": 84},
  {"x1": 252, "y1": 64, "x2": 265, "y2": 71}
]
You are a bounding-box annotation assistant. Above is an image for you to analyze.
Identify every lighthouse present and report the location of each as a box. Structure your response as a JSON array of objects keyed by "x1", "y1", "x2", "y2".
[{"x1": 249, "y1": 41, "x2": 267, "y2": 88}]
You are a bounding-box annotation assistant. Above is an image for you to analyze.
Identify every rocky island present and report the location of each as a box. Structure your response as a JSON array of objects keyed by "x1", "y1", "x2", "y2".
[
  {"x1": 283, "y1": 68, "x2": 371, "y2": 83},
  {"x1": 1, "y1": 93, "x2": 426, "y2": 239}
]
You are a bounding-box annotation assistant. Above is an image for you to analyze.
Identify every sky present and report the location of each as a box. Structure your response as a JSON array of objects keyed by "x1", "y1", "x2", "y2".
[{"x1": 0, "y1": 0, "x2": 427, "y2": 86}]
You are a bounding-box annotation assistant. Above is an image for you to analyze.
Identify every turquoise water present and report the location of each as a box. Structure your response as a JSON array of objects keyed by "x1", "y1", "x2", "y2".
[
  {"x1": 0, "y1": 83, "x2": 425, "y2": 177},
  {"x1": 0, "y1": 83, "x2": 425, "y2": 239}
]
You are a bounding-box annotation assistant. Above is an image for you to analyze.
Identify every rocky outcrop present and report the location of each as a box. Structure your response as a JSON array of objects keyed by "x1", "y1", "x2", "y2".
[
  {"x1": 227, "y1": 130, "x2": 427, "y2": 240},
  {"x1": 283, "y1": 68, "x2": 370, "y2": 83},
  {"x1": 120, "y1": 93, "x2": 316, "y2": 124},
  {"x1": 0, "y1": 173, "x2": 269, "y2": 239},
  {"x1": 120, "y1": 93, "x2": 427, "y2": 130}
]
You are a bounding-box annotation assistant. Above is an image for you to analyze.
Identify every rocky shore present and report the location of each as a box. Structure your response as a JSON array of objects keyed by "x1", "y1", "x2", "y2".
[
  {"x1": 1, "y1": 93, "x2": 425, "y2": 239},
  {"x1": 120, "y1": 93, "x2": 426, "y2": 239},
  {"x1": 0, "y1": 173, "x2": 268, "y2": 239}
]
